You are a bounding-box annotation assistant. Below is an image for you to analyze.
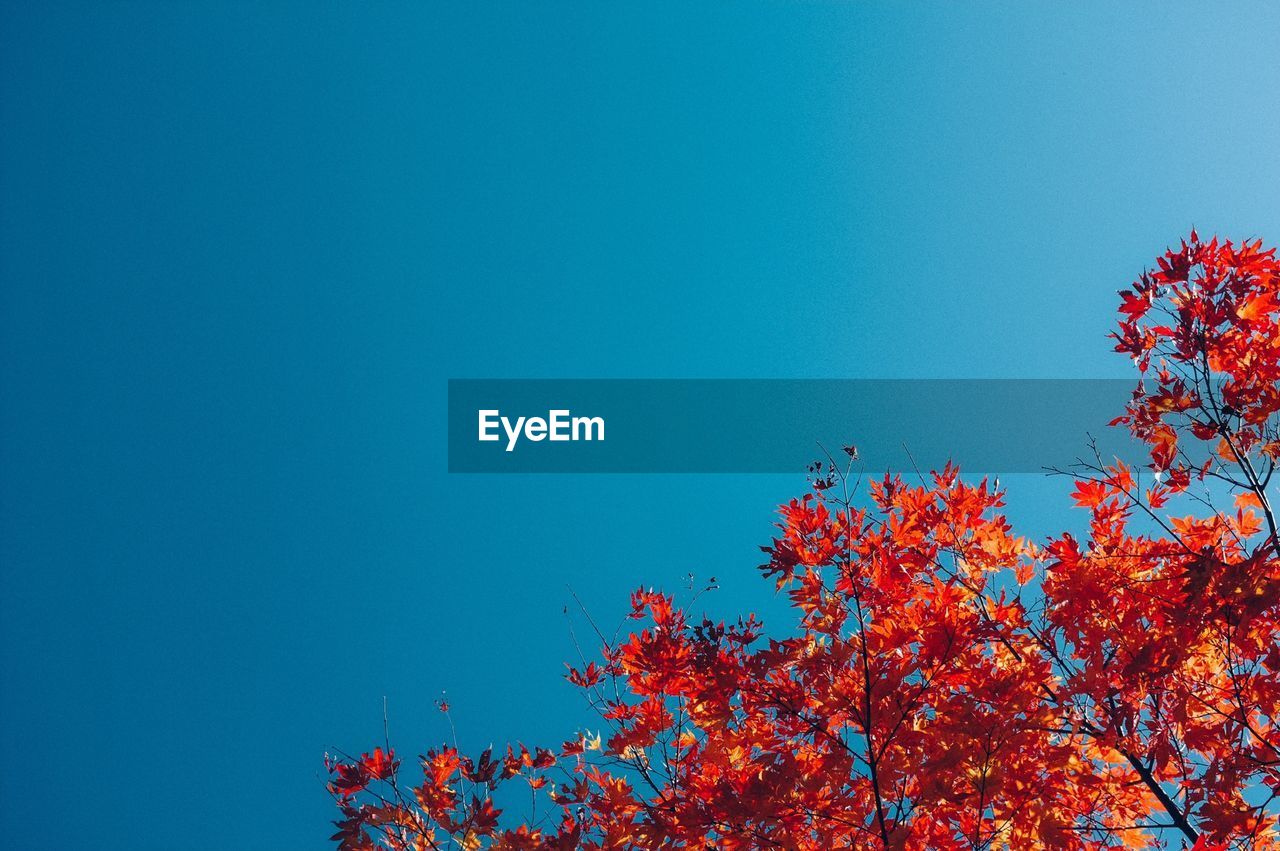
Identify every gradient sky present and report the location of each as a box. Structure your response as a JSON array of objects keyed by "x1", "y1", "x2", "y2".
[{"x1": 3, "y1": 2, "x2": 1280, "y2": 848}]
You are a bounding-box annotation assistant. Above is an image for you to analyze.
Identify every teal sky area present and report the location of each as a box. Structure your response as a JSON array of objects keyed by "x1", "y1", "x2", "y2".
[{"x1": 3, "y1": 2, "x2": 1280, "y2": 847}]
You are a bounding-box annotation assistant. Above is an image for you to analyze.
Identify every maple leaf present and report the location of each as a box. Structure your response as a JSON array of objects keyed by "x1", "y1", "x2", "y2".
[
  {"x1": 1071, "y1": 479, "x2": 1110, "y2": 508},
  {"x1": 1118, "y1": 289, "x2": 1151, "y2": 320},
  {"x1": 360, "y1": 747, "x2": 398, "y2": 781},
  {"x1": 566, "y1": 662, "x2": 604, "y2": 688},
  {"x1": 1236, "y1": 289, "x2": 1278, "y2": 322},
  {"x1": 1190, "y1": 839, "x2": 1229, "y2": 851},
  {"x1": 329, "y1": 761, "x2": 370, "y2": 799}
]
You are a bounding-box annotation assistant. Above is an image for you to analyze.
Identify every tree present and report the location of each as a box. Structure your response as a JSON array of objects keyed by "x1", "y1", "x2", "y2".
[{"x1": 327, "y1": 233, "x2": 1280, "y2": 849}]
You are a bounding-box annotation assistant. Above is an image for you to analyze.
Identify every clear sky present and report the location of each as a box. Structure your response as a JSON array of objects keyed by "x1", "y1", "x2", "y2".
[{"x1": 2, "y1": 2, "x2": 1280, "y2": 848}]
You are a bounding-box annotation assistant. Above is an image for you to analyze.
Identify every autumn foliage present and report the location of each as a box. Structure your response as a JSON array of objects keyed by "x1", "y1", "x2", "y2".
[{"x1": 328, "y1": 233, "x2": 1280, "y2": 848}]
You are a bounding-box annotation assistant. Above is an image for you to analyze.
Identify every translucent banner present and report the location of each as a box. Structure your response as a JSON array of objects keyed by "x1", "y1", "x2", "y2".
[{"x1": 446, "y1": 379, "x2": 1166, "y2": 474}]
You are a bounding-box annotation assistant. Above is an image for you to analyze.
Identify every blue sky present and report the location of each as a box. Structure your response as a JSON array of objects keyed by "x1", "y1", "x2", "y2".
[{"x1": 2, "y1": 2, "x2": 1280, "y2": 848}]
